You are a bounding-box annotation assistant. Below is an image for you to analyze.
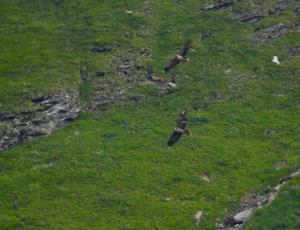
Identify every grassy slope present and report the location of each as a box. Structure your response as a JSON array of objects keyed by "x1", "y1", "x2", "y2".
[
  {"x1": 245, "y1": 176, "x2": 300, "y2": 230},
  {"x1": 0, "y1": 0, "x2": 147, "y2": 112},
  {"x1": 1, "y1": 0, "x2": 300, "y2": 229}
]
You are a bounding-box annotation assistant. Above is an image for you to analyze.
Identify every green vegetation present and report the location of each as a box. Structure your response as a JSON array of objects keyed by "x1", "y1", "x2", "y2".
[
  {"x1": 1, "y1": 0, "x2": 300, "y2": 229},
  {"x1": 245, "y1": 176, "x2": 300, "y2": 230}
]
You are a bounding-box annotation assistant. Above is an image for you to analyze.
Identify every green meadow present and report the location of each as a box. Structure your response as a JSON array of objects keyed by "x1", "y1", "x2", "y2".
[{"x1": 1, "y1": 0, "x2": 300, "y2": 229}]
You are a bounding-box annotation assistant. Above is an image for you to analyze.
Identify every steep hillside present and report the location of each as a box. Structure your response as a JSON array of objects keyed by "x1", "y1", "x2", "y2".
[{"x1": 1, "y1": 0, "x2": 300, "y2": 229}]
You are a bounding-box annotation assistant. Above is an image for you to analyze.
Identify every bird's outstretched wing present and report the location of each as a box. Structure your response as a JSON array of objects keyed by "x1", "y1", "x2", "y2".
[
  {"x1": 180, "y1": 39, "x2": 192, "y2": 57},
  {"x1": 167, "y1": 132, "x2": 183, "y2": 146},
  {"x1": 164, "y1": 58, "x2": 180, "y2": 72},
  {"x1": 164, "y1": 39, "x2": 192, "y2": 72}
]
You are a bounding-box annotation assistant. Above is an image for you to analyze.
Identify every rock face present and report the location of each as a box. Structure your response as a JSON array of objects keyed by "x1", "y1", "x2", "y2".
[
  {"x1": 202, "y1": 0, "x2": 295, "y2": 24},
  {"x1": 201, "y1": 1, "x2": 236, "y2": 11},
  {"x1": 235, "y1": 0, "x2": 293, "y2": 23},
  {"x1": 252, "y1": 23, "x2": 289, "y2": 42},
  {"x1": 0, "y1": 91, "x2": 80, "y2": 152},
  {"x1": 286, "y1": 48, "x2": 300, "y2": 58}
]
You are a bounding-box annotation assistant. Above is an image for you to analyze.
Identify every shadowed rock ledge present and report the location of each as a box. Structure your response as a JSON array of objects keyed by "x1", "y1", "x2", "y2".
[{"x1": 0, "y1": 91, "x2": 81, "y2": 153}]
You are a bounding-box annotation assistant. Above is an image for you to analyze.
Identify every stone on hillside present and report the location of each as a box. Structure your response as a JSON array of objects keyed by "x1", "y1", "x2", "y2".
[
  {"x1": 272, "y1": 56, "x2": 280, "y2": 64},
  {"x1": 201, "y1": 174, "x2": 211, "y2": 183},
  {"x1": 295, "y1": 7, "x2": 300, "y2": 16},
  {"x1": 290, "y1": 170, "x2": 300, "y2": 178},
  {"x1": 268, "y1": 192, "x2": 277, "y2": 203},
  {"x1": 140, "y1": 48, "x2": 152, "y2": 57},
  {"x1": 238, "y1": 14, "x2": 263, "y2": 23},
  {"x1": 95, "y1": 70, "x2": 106, "y2": 77},
  {"x1": 274, "y1": 160, "x2": 287, "y2": 170},
  {"x1": 91, "y1": 45, "x2": 112, "y2": 53},
  {"x1": 148, "y1": 75, "x2": 163, "y2": 83},
  {"x1": 194, "y1": 210, "x2": 202, "y2": 224},
  {"x1": 274, "y1": 185, "x2": 281, "y2": 191},
  {"x1": 0, "y1": 92, "x2": 81, "y2": 152},
  {"x1": 201, "y1": 1, "x2": 235, "y2": 11},
  {"x1": 233, "y1": 209, "x2": 253, "y2": 224},
  {"x1": 198, "y1": 32, "x2": 213, "y2": 41},
  {"x1": 168, "y1": 82, "x2": 177, "y2": 88},
  {"x1": 286, "y1": 48, "x2": 300, "y2": 58},
  {"x1": 224, "y1": 69, "x2": 232, "y2": 74},
  {"x1": 252, "y1": 23, "x2": 288, "y2": 42}
]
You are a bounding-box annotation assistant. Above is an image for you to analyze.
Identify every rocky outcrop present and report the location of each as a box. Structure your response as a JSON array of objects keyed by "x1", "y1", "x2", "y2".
[
  {"x1": 0, "y1": 91, "x2": 80, "y2": 152},
  {"x1": 295, "y1": 6, "x2": 300, "y2": 16},
  {"x1": 235, "y1": 0, "x2": 294, "y2": 23},
  {"x1": 202, "y1": 0, "x2": 295, "y2": 24},
  {"x1": 201, "y1": 1, "x2": 236, "y2": 11},
  {"x1": 286, "y1": 47, "x2": 300, "y2": 58},
  {"x1": 251, "y1": 23, "x2": 289, "y2": 42},
  {"x1": 91, "y1": 45, "x2": 112, "y2": 53},
  {"x1": 87, "y1": 49, "x2": 150, "y2": 111},
  {"x1": 81, "y1": 48, "x2": 178, "y2": 112},
  {"x1": 217, "y1": 168, "x2": 300, "y2": 229}
]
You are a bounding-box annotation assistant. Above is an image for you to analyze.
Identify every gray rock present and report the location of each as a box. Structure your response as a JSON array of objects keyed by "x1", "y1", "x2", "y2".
[
  {"x1": 0, "y1": 91, "x2": 80, "y2": 153},
  {"x1": 201, "y1": 174, "x2": 211, "y2": 183},
  {"x1": 194, "y1": 210, "x2": 202, "y2": 225},
  {"x1": 168, "y1": 82, "x2": 177, "y2": 88},
  {"x1": 95, "y1": 70, "x2": 106, "y2": 77},
  {"x1": 274, "y1": 160, "x2": 288, "y2": 170},
  {"x1": 238, "y1": 14, "x2": 263, "y2": 23},
  {"x1": 91, "y1": 45, "x2": 112, "y2": 53},
  {"x1": 295, "y1": 7, "x2": 300, "y2": 16},
  {"x1": 201, "y1": 1, "x2": 235, "y2": 11},
  {"x1": 274, "y1": 185, "x2": 281, "y2": 191},
  {"x1": 252, "y1": 23, "x2": 289, "y2": 42},
  {"x1": 286, "y1": 48, "x2": 300, "y2": 58},
  {"x1": 233, "y1": 209, "x2": 253, "y2": 224}
]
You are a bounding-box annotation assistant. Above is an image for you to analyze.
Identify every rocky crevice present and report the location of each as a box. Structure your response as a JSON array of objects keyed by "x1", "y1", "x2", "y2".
[{"x1": 0, "y1": 91, "x2": 80, "y2": 153}]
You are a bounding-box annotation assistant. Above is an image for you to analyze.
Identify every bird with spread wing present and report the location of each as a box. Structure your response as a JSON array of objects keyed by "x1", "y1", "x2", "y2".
[
  {"x1": 167, "y1": 110, "x2": 189, "y2": 146},
  {"x1": 164, "y1": 39, "x2": 192, "y2": 72}
]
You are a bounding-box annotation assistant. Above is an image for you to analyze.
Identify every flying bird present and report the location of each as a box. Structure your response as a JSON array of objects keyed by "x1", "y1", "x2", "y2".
[
  {"x1": 167, "y1": 110, "x2": 189, "y2": 146},
  {"x1": 164, "y1": 39, "x2": 192, "y2": 72}
]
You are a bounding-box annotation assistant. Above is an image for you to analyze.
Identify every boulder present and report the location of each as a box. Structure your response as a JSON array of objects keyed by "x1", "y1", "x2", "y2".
[
  {"x1": 194, "y1": 210, "x2": 202, "y2": 224},
  {"x1": 95, "y1": 70, "x2": 106, "y2": 77},
  {"x1": 233, "y1": 209, "x2": 253, "y2": 224},
  {"x1": 91, "y1": 45, "x2": 112, "y2": 53}
]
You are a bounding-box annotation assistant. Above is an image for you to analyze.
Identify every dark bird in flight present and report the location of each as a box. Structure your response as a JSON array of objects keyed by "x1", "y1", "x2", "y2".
[
  {"x1": 167, "y1": 110, "x2": 189, "y2": 146},
  {"x1": 164, "y1": 39, "x2": 192, "y2": 72}
]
